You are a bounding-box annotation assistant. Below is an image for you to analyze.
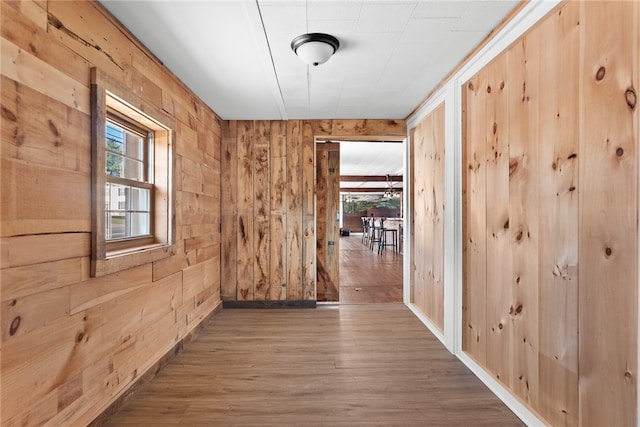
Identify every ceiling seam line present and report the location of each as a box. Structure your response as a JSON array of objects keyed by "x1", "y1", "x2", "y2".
[{"x1": 254, "y1": 0, "x2": 288, "y2": 120}]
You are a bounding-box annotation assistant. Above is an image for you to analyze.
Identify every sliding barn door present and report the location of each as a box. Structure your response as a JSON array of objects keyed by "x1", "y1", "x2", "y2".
[{"x1": 316, "y1": 142, "x2": 340, "y2": 301}]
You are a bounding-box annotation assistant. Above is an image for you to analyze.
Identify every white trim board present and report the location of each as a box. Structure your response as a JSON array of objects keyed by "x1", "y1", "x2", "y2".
[{"x1": 457, "y1": 352, "x2": 547, "y2": 426}]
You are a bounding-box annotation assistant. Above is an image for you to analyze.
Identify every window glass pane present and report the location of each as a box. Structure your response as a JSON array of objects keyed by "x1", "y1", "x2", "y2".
[
  {"x1": 130, "y1": 213, "x2": 150, "y2": 237},
  {"x1": 125, "y1": 132, "x2": 144, "y2": 161},
  {"x1": 105, "y1": 183, "x2": 151, "y2": 240},
  {"x1": 106, "y1": 152, "x2": 144, "y2": 181},
  {"x1": 106, "y1": 123, "x2": 124, "y2": 154},
  {"x1": 130, "y1": 187, "x2": 150, "y2": 211},
  {"x1": 106, "y1": 212, "x2": 127, "y2": 239}
]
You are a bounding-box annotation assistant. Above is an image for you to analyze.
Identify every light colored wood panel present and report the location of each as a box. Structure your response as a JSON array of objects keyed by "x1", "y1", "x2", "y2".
[
  {"x1": 1, "y1": 2, "x2": 88, "y2": 88},
  {"x1": 1, "y1": 157, "x2": 91, "y2": 236},
  {"x1": 286, "y1": 120, "x2": 303, "y2": 300},
  {"x1": 179, "y1": 191, "x2": 215, "y2": 225},
  {"x1": 0, "y1": 37, "x2": 90, "y2": 114},
  {"x1": 0, "y1": 233, "x2": 90, "y2": 268},
  {"x1": 270, "y1": 121, "x2": 287, "y2": 215},
  {"x1": 302, "y1": 121, "x2": 316, "y2": 300},
  {"x1": 220, "y1": 121, "x2": 237, "y2": 300},
  {"x1": 1, "y1": 306, "x2": 103, "y2": 425},
  {"x1": 507, "y1": 32, "x2": 540, "y2": 405},
  {"x1": 180, "y1": 156, "x2": 204, "y2": 194},
  {"x1": 130, "y1": 67, "x2": 163, "y2": 110},
  {"x1": 19, "y1": 0, "x2": 47, "y2": 29},
  {"x1": 101, "y1": 271, "x2": 182, "y2": 349},
  {"x1": 1, "y1": 286, "x2": 69, "y2": 342},
  {"x1": 431, "y1": 103, "x2": 445, "y2": 330},
  {"x1": 483, "y1": 53, "x2": 512, "y2": 386},
  {"x1": 411, "y1": 123, "x2": 426, "y2": 314},
  {"x1": 269, "y1": 214, "x2": 287, "y2": 300},
  {"x1": 316, "y1": 147, "x2": 328, "y2": 300},
  {"x1": 183, "y1": 258, "x2": 216, "y2": 303},
  {"x1": 236, "y1": 120, "x2": 254, "y2": 301},
  {"x1": 462, "y1": 73, "x2": 487, "y2": 363},
  {"x1": 578, "y1": 2, "x2": 638, "y2": 425},
  {"x1": 47, "y1": 1, "x2": 132, "y2": 81},
  {"x1": 253, "y1": 120, "x2": 270, "y2": 218},
  {"x1": 536, "y1": 3, "x2": 580, "y2": 425},
  {"x1": 328, "y1": 119, "x2": 406, "y2": 137},
  {"x1": 1, "y1": 257, "x2": 89, "y2": 301},
  {"x1": 175, "y1": 121, "x2": 203, "y2": 164},
  {"x1": 69, "y1": 264, "x2": 153, "y2": 315},
  {"x1": 253, "y1": 218, "x2": 270, "y2": 300},
  {"x1": 1, "y1": 75, "x2": 91, "y2": 174}
]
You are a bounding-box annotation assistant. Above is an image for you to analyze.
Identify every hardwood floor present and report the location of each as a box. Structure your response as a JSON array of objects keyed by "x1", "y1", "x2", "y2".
[
  {"x1": 106, "y1": 304, "x2": 523, "y2": 426},
  {"x1": 339, "y1": 234, "x2": 403, "y2": 304}
]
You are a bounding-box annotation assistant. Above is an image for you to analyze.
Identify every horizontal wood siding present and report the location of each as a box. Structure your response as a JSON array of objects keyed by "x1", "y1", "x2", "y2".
[
  {"x1": 0, "y1": 1, "x2": 221, "y2": 425},
  {"x1": 461, "y1": 2, "x2": 639, "y2": 425},
  {"x1": 220, "y1": 119, "x2": 405, "y2": 301}
]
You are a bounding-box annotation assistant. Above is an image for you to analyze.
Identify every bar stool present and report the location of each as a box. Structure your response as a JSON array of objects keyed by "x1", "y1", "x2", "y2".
[
  {"x1": 369, "y1": 218, "x2": 382, "y2": 251},
  {"x1": 378, "y1": 227, "x2": 398, "y2": 254},
  {"x1": 361, "y1": 217, "x2": 370, "y2": 245}
]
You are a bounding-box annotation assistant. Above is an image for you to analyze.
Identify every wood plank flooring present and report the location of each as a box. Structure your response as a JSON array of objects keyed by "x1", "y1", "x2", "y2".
[
  {"x1": 339, "y1": 234, "x2": 403, "y2": 304},
  {"x1": 106, "y1": 304, "x2": 524, "y2": 426}
]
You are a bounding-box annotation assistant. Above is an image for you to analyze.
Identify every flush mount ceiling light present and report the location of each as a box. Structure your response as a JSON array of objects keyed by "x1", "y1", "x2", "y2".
[{"x1": 291, "y1": 33, "x2": 340, "y2": 66}]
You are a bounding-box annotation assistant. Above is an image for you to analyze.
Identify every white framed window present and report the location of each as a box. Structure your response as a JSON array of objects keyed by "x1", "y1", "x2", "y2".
[{"x1": 90, "y1": 68, "x2": 176, "y2": 277}]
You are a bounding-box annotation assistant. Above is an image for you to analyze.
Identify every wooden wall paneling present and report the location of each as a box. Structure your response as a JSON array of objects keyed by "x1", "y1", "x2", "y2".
[
  {"x1": 1, "y1": 256, "x2": 89, "y2": 301},
  {"x1": 269, "y1": 121, "x2": 287, "y2": 300},
  {"x1": 302, "y1": 121, "x2": 316, "y2": 301},
  {"x1": 47, "y1": 0, "x2": 133, "y2": 82},
  {"x1": 253, "y1": 120, "x2": 270, "y2": 300},
  {"x1": 315, "y1": 142, "x2": 339, "y2": 302},
  {"x1": 507, "y1": 31, "x2": 540, "y2": 405},
  {"x1": 422, "y1": 117, "x2": 436, "y2": 321},
  {"x1": 221, "y1": 121, "x2": 238, "y2": 300},
  {"x1": 578, "y1": 2, "x2": 638, "y2": 425},
  {"x1": 315, "y1": 144, "x2": 329, "y2": 301},
  {"x1": 326, "y1": 145, "x2": 340, "y2": 300},
  {"x1": 1, "y1": 1, "x2": 222, "y2": 424},
  {"x1": 1, "y1": 75, "x2": 91, "y2": 174},
  {"x1": 462, "y1": 73, "x2": 488, "y2": 364},
  {"x1": 69, "y1": 264, "x2": 152, "y2": 315},
  {"x1": 536, "y1": 3, "x2": 580, "y2": 425},
  {"x1": 1, "y1": 306, "x2": 103, "y2": 425},
  {"x1": 409, "y1": 127, "x2": 419, "y2": 306},
  {"x1": 236, "y1": 120, "x2": 254, "y2": 300},
  {"x1": 1, "y1": 37, "x2": 90, "y2": 114},
  {"x1": 286, "y1": 120, "x2": 303, "y2": 300},
  {"x1": 330, "y1": 119, "x2": 406, "y2": 138},
  {"x1": 1, "y1": 2, "x2": 89, "y2": 88},
  {"x1": 431, "y1": 103, "x2": 445, "y2": 330},
  {"x1": 483, "y1": 53, "x2": 512, "y2": 386},
  {"x1": 1, "y1": 157, "x2": 91, "y2": 236},
  {"x1": 1, "y1": 285, "x2": 69, "y2": 342}
]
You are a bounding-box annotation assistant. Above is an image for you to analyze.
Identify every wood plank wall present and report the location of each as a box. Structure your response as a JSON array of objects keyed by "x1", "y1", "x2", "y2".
[
  {"x1": 461, "y1": 2, "x2": 639, "y2": 425},
  {"x1": 221, "y1": 120, "x2": 405, "y2": 302},
  {"x1": 316, "y1": 142, "x2": 340, "y2": 302},
  {"x1": 410, "y1": 103, "x2": 445, "y2": 331},
  {"x1": 0, "y1": 1, "x2": 221, "y2": 425}
]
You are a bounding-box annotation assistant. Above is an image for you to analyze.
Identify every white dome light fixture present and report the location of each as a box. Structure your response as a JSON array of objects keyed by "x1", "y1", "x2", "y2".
[{"x1": 291, "y1": 33, "x2": 340, "y2": 67}]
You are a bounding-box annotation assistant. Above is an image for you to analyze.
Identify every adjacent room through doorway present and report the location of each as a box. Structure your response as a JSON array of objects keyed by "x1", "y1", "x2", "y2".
[{"x1": 317, "y1": 140, "x2": 404, "y2": 304}]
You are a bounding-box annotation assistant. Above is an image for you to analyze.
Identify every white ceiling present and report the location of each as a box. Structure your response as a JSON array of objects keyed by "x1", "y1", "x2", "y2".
[{"x1": 100, "y1": 0, "x2": 519, "y2": 121}]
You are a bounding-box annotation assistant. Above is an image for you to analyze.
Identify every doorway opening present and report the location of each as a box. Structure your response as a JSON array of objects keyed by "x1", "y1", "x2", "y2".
[{"x1": 316, "y1": 138, "x2": 404, "y2": 304}]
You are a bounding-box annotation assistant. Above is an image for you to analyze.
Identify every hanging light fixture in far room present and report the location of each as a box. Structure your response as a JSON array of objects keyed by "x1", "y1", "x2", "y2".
[{"x1": 291, "y1": 33, "x2": 340, "y2": 66}]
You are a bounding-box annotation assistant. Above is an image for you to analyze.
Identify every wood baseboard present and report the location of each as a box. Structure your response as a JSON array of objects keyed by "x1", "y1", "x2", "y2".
[
  {"x1": 222, "y1": 300, "x2": 317, "y2": 309},
  {"x1": 88, "y1": 301, "x2": 222, "y2": 426}
]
